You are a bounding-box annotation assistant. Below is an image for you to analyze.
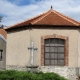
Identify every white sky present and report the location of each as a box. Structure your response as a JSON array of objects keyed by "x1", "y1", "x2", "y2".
[{"x1": 0, "y1": 0, "x2": 80, "y2": 27}]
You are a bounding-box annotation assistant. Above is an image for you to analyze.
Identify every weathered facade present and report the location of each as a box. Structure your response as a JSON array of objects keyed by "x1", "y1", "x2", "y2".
[
  {"x1": 5, "y1": 9, "x2": 80, "y2": 80},
  {"x1": 0, "y1": 28, "x2": 6, "y2": 69}
]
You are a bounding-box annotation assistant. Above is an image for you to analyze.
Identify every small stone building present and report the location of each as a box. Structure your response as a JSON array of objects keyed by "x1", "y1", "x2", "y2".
[
  {"x1": 0, "y1": 27, "x2": 6, "y2": 69},
  {"x1": 5, "y1": 8, "x2": 80, "y2": 80}
]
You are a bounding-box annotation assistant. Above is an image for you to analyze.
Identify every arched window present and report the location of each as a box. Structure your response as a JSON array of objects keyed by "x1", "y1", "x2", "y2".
[{"x1": 44, "y1": 38, "x2": 65, "y2": 66}]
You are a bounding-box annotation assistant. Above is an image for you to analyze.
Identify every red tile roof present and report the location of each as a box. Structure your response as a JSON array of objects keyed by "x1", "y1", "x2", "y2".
[
  {"x1": 0, "y1": 28, "x2": 7, "y2": 39},
  {"x1": 6, "y1": 9, "x2": 80, "y2": 30}
]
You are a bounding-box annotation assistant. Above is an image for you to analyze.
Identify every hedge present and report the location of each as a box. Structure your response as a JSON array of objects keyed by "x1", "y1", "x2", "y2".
[{"x1": 0, "y1": 70, "x2": 67, "y2": 80}]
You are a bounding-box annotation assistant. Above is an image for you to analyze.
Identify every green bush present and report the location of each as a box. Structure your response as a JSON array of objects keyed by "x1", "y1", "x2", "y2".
[{"x1": 0, "y1": 70, "x2": 67, "y2": 80}]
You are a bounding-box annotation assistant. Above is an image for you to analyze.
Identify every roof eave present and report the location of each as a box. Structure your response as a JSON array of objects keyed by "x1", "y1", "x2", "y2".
[{"x1": 5, "y1": 24, "x2": 80, "y2": 32}]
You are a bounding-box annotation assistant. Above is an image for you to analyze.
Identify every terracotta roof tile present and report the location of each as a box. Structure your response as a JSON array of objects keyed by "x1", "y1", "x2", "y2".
[
  {"x1": 0, "y1": 28, "x2": 7, "y2": 39},
  {"x1": 5, "y1": 9, "x2": 80, "y2": 30}
]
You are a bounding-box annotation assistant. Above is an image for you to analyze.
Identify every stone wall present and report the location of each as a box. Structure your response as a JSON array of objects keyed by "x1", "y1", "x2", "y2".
[
  {"x1": 6, "y1": 65, "x2": 80, "y2": 80},
  {"x1": 38, "y1": 66, "x2": 79, "y2": 80},
  {"x1": 6, "y1": 65, "x2": 27, "y2": 71}
]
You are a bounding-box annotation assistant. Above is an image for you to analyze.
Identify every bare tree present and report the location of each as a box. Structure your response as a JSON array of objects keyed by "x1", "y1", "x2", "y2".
[
  {"x1": 0, "y1": 16, "x2": 4, "y2": 28},
  {"x1": 0, "y1": 16, "x2": 2, "y2": 22},
  {"x1": 0, "y1": 16, "x2": 6, "y2": 28}
]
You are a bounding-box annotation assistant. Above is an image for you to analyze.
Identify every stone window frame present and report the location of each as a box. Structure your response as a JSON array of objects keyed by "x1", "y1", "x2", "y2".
[{"x1": 41, "y1": 34, "x2": 69, "y2": 66}]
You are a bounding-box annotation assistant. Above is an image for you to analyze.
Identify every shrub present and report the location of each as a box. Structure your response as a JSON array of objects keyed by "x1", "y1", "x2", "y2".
[{"x1": 0, "y1": 70, "x2": 67, "y2": 80}]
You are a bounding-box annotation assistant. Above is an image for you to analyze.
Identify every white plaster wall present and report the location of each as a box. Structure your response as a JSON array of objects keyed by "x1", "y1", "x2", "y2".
[
  {"x1": 78, "y1": 30, "x2": 80, "y2": 67},
  {"x1": 6, "y1": 28, "x2": 79, "y2": 67}
]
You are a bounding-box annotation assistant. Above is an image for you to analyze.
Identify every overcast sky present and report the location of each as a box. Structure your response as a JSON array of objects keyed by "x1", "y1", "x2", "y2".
[{"x1": 0, "y1": 0, "x2": 80, "y2": 27}]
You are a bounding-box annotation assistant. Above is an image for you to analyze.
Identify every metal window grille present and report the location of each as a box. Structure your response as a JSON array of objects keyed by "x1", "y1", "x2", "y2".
[{"x1": 44, "y1": 38, "x2": 65, "y2": 66}]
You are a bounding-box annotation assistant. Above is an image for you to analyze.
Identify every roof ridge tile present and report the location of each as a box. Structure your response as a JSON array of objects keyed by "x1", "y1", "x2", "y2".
[
  {"x1": 53, "y1": 10, "x2": 79, "y2": 26},
  {"x1": 31, "y1": 10, "x2": 52, "y2": 24},
  {"x1": 5, "y1": 11, "x2": 48, "y2": 29}
]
